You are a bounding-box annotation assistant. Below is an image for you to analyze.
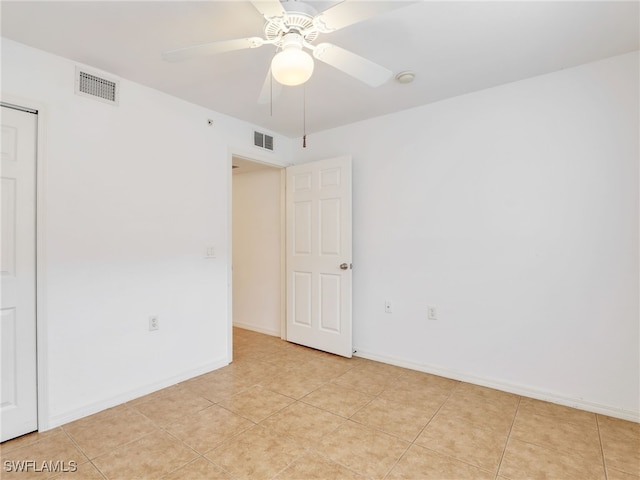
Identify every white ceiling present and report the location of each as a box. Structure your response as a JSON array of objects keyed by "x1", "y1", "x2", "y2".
[{"x1": 1, "y1": 1, "x2": 638, "y2": 138}]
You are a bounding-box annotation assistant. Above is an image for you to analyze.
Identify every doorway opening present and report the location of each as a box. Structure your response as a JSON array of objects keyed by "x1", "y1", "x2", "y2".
[
  {"x1": 231, "y1": 155, "x2": 286, "y2": 339},
  {"x1": 229, "y1": 154, "x2": 354, "y2": 359}
]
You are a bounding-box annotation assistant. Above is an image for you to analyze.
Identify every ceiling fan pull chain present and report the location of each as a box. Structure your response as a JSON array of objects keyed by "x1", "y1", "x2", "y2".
[{"x1": 303, "y1": 83, "x2": 307, "y2": 148}]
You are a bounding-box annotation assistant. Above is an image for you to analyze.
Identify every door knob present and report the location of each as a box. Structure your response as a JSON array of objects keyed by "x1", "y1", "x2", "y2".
[{"x1": 340, "y1": 263, "x2": 349, "y2": 270}]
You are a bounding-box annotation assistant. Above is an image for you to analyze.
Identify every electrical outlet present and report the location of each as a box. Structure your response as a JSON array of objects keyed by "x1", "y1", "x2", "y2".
[
  {"x1": 428, "y1": 305, "x2": 437, "y2": 320},
  {"x1": 149, "y1": 315, "x2": 159, "y2": 331},
  {"x1": 385, "y1": 300, "x2": 393, "y2": 313}
]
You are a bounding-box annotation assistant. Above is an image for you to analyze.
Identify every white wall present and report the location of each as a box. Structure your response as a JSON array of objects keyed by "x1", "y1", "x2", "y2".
[
  {"x1": 1, "y1": 38, "x2": 292, "y2": 428},
  {"x1": 293, "y1": 52, "x2": 639, "y2": 419},
  {"x1": 232, "y1": 167, "x2": 282, "y2": 336}
]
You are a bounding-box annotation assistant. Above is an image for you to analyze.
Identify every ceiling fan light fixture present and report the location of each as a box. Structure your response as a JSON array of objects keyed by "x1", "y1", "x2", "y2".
[{"x1": 271, "y1": 34, "x2": 314, "y2": 86}]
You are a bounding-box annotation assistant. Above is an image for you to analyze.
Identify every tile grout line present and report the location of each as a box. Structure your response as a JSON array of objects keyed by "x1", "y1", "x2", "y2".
[
  {"x1": 201, "y1": 455, "x2": 243, "y2": 480},
  {"x1": 155, "y1": 403, "x2": 256, "y2": 480},
  {"x1": 258, "y1": 377, "x2": 332, "y2": 405},
  {"x1": 87, "y1": 459, "x2": 109, "y2": 480},
  {"x1": 313, "y1": 365, "x2": 407, "y2": 477},
  {"x1": 498, "y1": 410, "x2": 613, "y2": 471},
  {"x1": 408, "y1": 379, "x2": 461, "y2": 443},
  {"x1": 306, "y1": 448, "x2": 375, "y2": 480},
  {"x1": 210, "y1": 395, "x2": 315, "y2": 479},
  {"x1": 381, "y1": 439, "x2": 413, "y2": 480},
  {"x1": 60, "y1": 428, "x2": 108, "y2": 480},
  {"x1": 381, "y1": 379, "x2": 462, "y2": 479},
  {"x1": 346, "y1": 373, "x2": 413, "y2": 480},
  {"x1": 267, "y1": 448, "x2": 312, "y2": 480},
  {"x1": 494, "y1": 395, "x2": 522, "y2": 480},
  {"x1": 418, "y1": 444, "x2": 499, "y2": 476},
  {"x1": 157, "y1": 456, "x2": 203, "y2": 480},
  {"x1": 59, "y1": 426, "x2": 90, "y2": 463},
  {"x1": 265, "y1": 356, "x2": 403, "y2": 479},
  {"x1": 203, "y1": 383, "x2": 342, "y2": 478},
  {"x1": 595, "y1": 414, "x2": 609, "y2": 480},
  {"x1": 215, "y1": 387, "x2": 297, "y2": 424},
  {"x1": 254, "y1": 395, "x2": 356, "y2": 478},
  {"x1": 85, "y1": 406, "x2": 201, "y2": 479}
]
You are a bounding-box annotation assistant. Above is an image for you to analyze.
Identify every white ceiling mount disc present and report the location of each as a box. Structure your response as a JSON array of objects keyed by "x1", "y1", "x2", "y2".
[{"x1": 395, "y1": 71, "x2": 415, "y2": 84}]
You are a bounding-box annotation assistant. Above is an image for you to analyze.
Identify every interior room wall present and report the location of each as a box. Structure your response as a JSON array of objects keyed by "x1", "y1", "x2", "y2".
[
  {"x1": 293, "y1": 52, "x2": 639, "y2": 420},
  {"x1": 1, "y1": 38, "x2": 292, "y2": 429},
  {"x1": 232, "y1": 166, "x2": 282, "y2": 336}
]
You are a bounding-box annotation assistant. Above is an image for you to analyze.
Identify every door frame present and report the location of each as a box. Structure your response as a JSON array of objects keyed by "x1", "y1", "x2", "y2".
[
  {"x1": 1, "y1": 94, "x2": 49, "y2": 432},
  {"x1": 227, "y1": 146, "x2": 289, "y2": 361}
]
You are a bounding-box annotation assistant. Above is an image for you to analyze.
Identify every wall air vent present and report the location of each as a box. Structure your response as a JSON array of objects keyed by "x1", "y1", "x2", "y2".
[
  {"x1": 75, "y1": 67, "x2": 119, "y2": 106},
  {"x1": 254, "y1": 131, "x2": 274, "y2": 151}
]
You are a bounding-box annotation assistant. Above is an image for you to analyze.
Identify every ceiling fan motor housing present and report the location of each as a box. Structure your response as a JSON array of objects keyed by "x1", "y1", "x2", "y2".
[{"x1": 264, "y1": 6, "x2": 319, "y2": 47}]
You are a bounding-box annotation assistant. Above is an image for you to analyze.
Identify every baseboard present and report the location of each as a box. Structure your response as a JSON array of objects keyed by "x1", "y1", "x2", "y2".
[
  {"x1": 45, "y1": 356, "x2": 229, "y2": 430},
  {"x1": 353, "y1": 348, "x2": 639, "y2": 423},
  {"x1": 233, "y1": 321, "x2": 280, "y2": 337}
]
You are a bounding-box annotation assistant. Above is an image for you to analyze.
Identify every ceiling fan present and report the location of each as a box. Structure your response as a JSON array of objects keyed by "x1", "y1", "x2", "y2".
[{"x1": 162, "y1": 0, "x2": 408, "y2": 101}]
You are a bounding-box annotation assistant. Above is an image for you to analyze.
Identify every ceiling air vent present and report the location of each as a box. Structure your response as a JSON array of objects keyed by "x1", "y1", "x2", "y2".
[
  {"x1": 75, "y1": 67, "x2": 119, "y2": 106},
  {"x1": 254, "y1": 131, "x2": 274, "y2": 151}
]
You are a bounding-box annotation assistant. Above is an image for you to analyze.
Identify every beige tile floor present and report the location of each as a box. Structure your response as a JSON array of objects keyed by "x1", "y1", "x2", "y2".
[{"x1": 1, "y1": 327, "x2": 639, "y2": 480}]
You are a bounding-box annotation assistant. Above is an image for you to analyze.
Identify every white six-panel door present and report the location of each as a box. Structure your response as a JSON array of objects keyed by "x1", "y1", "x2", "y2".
[
  {"x1": 286, "y1": 156, "x2": 352, "y2": 357},
  {"x1": 1, "y1": 105, "x2": 38, "y2": 442}
]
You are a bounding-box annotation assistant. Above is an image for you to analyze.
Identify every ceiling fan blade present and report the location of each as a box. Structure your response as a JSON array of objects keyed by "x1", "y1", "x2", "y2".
[
  {"x1": 162, "y1": 37, "x2": 264, "y2": 62},
  {"x1": 314, "y1": 1, "x2": 413, "y2": 32},
  {"x1": 258, "y1": 68, "x2": 282, "y2": 105},
  {"x1": 312, "y1": 43, "x2": 392, "y2": 87},
  {"x1": 251, "y1": 0, "x2": 286, "y2": 19}
]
